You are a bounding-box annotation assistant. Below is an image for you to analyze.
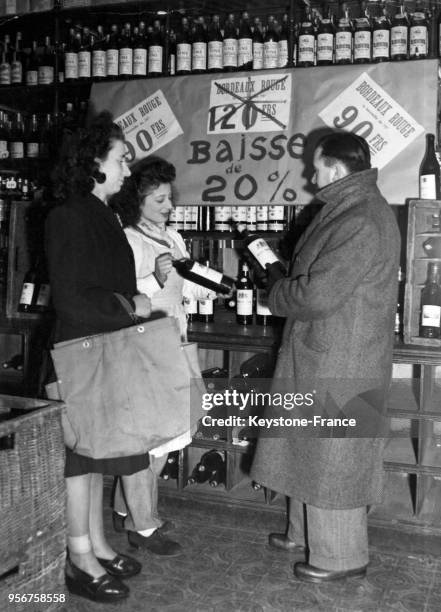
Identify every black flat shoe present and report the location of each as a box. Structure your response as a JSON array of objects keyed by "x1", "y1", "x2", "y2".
[
  {"x1": 294, "y1": 562, "x2": 367, "y2": 583},
  {"x1": 268, "y1": 533, "x2": 306, "y2": 553},
  {"x1": 128, "y1": 529, "x2": 182, "y2": 557},
  {"x1": 112, "y1": 511, "x2": 126, "y2": 533},
  {"x1": 97, "y1": 553, "x2": 142, "y2": 578},
  {"x1": 65, "y1": 558, "x2": 129, "y2": 603}
]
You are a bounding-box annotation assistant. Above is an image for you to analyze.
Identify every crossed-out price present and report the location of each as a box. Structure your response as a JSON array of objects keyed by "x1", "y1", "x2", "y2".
[{"x1": 202, "y1": 169, "x2": 297, "y2": 203}]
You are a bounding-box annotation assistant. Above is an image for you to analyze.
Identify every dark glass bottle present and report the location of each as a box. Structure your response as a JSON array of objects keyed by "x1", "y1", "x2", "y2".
[
  {"x1": 263, "y1": 15, "x2": 279, "y2": 69},
  {"x1": 160, "y1": 451, "x2": 179, "y2": 480},
  {"x1": 252, "y1": 17, "x2": 264, "y2": 70},
  {"x1": 419, "y1": 134, "x2": 440, "y2": 200},
  {"x1": 184, "y1": 297, "x2": 198, "y2": 323},
  {"x1": 409, "y1": 9, "x2": 428, "y2": 59},
  {"x1": 92, "y1": 25, "x2": 107, "y2": 80},
  {"x1": 372, "y1": 13, "x2": 390, "y2": 62},
  {"x1": 0, "y1": 111, "x2": 8, "y2": 160},
  {"x1": 353, "y1": 11, "x2": 372, "y2": 63},
  {"x1": 207, "y1": 14, "x2": 223, "y2": 73},
  {"x1": 78, "y1": 27, "x2": 92, "y2": 80},
  {"x1": 420, "y1": 262, "x2": 441, "y2": 338},
  {"x1": 256, "y1": 288, "x2": 273, "y2": 326},
  {"x1": 2, "y1": 354, "x2": 23, "y2": 371},
  {"x1": 238, "y1": 11, "x2": 253, "y2": 70},
  {"x1": 391, "y1": 5, "x2": 409, "y2": 61},
  {"x1": 176, "y1": 17, "x2": 192, "y2": 75},
  {"x1": 173, "y1": 258, "x2": 234, "y2": 294},
  {"x1": 18, "y1": 263, "x2": 38, "y2": 313},
  {"x1": 0, "y1": 35, "x2": 11, "y2": 86},
  {"x1": 278, "y1": 13, "x2": 290, "y2": 68},
  {"x1": 192, "y1": 17, "x2": 207, "y2": 74},
  {"x1": 209, "y1": 461, "x2": 226, "y2": 487},
  {"x1": 168, "y1": 29, "x2": 176, "y2": 76},
  {"x1": 106, "y1": 24, "x2": 119, "y2": 79},
  {"x1": 64, "y1": 28, "x2": 79, "y2": 81},
  {"x1": 9, "y1": 112, "x2": 24, "y2": 160},
  {"x1": 335, "y1": 9, "x2": 353, "y2": 64},
  {"x1": 316, "y1": 15, "x2": 335, "y2": 66},
  {"x1": 119, "y1": 22, "x2": 133, "y2": 78},
  {"x1": 223, "y1": 13, "x2": 238, "y2": 71},
  {"x1": 133, "y1": 23, "x2": 147, "y2": 77},
  {"x1": 237, "y1": 225, "x2": 286, "y2": 277},
  {"x1": 148, "y1": 21, "x2": 164, "y2": 77},
  {"x1": 236, "y1": 261, "x2": 253, "y2": 326},
  {"x1": 25, "y1": 114, "x2": 39, "y2": 159},
  {"x1": 187, "y1": 450, "x2": 225, "y2": 485},
  {"x1": 297, "y1": 10, "x2": 315, "y2": 67},
  {"x1": 11, "y1": 32, "x2": 24, "y2": 85},
  {"x1": 198, "y1": 297, "x2": 214, "y2": 323}
]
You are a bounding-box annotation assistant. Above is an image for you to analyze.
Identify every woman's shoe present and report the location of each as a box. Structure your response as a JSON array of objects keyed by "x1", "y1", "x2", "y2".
[
  {"x1": 65, "y1": 557, "x2": 129, "y2": 603},
  {"x1": 128, "y1": 529, "x2": 182, "y2": 556},
  {"x1": 97, "y1": 553, "x2": 142, "y2": 578},
  {"x1": 112, "y1": 511, "x2": 126, "y2": 533}
]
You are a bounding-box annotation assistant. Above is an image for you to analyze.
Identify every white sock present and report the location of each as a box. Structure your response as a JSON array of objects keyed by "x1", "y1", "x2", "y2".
[
  {"x1": 67, "y1": 535, "x2": 92, "y2": 554},
  {"x1": 137, "y1": 527, "x2": 157, "y2": 537},
  {"x1": 115, "y1": 512, "x2": 127, "y2": 517}
]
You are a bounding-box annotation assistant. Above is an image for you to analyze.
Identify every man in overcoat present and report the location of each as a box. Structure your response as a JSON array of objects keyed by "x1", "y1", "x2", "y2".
[{"x1": 250, "y1": 131, "x2": 401, "y2": 583}]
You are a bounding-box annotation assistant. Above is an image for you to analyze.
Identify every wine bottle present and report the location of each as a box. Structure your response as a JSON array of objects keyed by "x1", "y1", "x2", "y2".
[
  {"x1": 9, "y1": 113, "x2": 24, "y2": 160},
  {"x1": 207, "y1": 15, "x2": 223, "y2": 74},
  {"x1": 78, "y1": 27, "x2": 92, "y2": 80},
  {"x1": 335, "y1": 9, "x2": 352, "y2": 65},
  {"x1": 353, "y1": 12, "x2": 372, "y2": 63},
  {"x1": 133, "y1": 23, "x2": 147, "y2": 77},
  {"x1": 11, "y1": 32, "x2": 24, "y2": 85},
  {"x1": 106, "y1": 24, "x2": 119, "y2": 79},
  {"x1": 64, "y1": 28, "x2": 79, "y2": 81},
  {"x1": 209, "y1": 462, "x2": 226, "y2": 487},
  {"x1": 278, "y1": 13, "x2": 290, "y2": 68},
  {"x1": 192, "y1": 17, "x2": 207, "y2": 74},
  {"x1": 184, "y1": 296, "x2": 198, "y2": 323},
  {"x1": 409, "y1": 10, "x2": 428, "y2": 59},
  {"x1": 119, "y1": 22, "x2": 134, "y2": 78},
  {"x1": 391, "y1": 4, "x2": 409, "y2": 61},
  {"x1": 2, "y1": 354, "x2": 23, "y2": 371},
  {"x1": 316, "y1": 14, "x2": 335, "y2": 66},
  {"x1": 236, "y1": 261, "x2": 253, "y2": 325},
  {"x1": 420, "y1": 262, "x2": 441, "y2": 338},
  {"x1": 238, "y1": 11, "x2": 253, "y2": 70},
  {"x1": 198, "y1": 297, "x2": 214, "y2": 323},
  {"x1": 92, "y1": 25, "x2": 107, "y2": 80},
  {"x1": 176, "y1": 17, "x2": 192, "y2": 75},
  {"x1": 263, "y1": 15, "x2": 279, "y2": 69},
  {"x1": 25, "y1": 114, "x2": 39, "y2": 159},
  {"x1": 297, "y1": 10, "x2": 315, "y2": 67},
  {"x1": 256, "y1": 288, "x2": 273, "y2": 326},
  {"x1": 148, "y1": 21, "x2": 164, "y2": 77},
  {"x1": 372, "y1": 12, "x2": 390, "y2": 62},
  {"x1": 252, "y1": 18, "x2": 264, "y2": 70},
  {"x1": 0, "y1": 35, "x2": 11, "y2": 86},
  {"x1": 172, "y1": 258, "x2": 234, "y2": 294},
  {"x1": 187, "y1": 450, "x2": 225, "y2": 485},
  {"x1": 223, "y1": 14, "x2": 238, "y2": 71},
  {"x1": 18, "y1": 264, "x2": 38, "y2": 313},
  {"x1": 237, "y1": 225, "x2": 286, "y2": 276},
  {"x1": 419, "y1": 134, "x2": 440, "y2": 199},
  {"x1": 160, "y1": 451, "x2": 179, "y2": 480}
]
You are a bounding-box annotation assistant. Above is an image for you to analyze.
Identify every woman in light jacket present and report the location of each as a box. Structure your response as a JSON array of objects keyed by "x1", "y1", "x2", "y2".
[{"x1": 110, "y1": 156, "x2": 215, "y2": 556}]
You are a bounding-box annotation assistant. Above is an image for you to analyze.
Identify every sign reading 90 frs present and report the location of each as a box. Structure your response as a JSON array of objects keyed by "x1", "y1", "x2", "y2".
[
  {"x1": 115, "y1": 89, "x2": 183, "y2": 162},
  {"x1": 207, "y1": 73, "x2": 292, "y2": 134}
]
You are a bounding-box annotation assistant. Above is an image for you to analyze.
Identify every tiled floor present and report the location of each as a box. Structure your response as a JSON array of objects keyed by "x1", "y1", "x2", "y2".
[{"x1": 61, "y1": 491, "x2": 441, "y2": 612}]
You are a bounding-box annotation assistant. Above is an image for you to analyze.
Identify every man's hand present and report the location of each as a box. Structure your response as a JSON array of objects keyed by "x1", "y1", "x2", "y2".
[
  {"x1": 133, "y1": 294, "x2": 152, "y2": 318},
  {"x1": 155, "y1": 253, "x2": 173, "y2": 285}
]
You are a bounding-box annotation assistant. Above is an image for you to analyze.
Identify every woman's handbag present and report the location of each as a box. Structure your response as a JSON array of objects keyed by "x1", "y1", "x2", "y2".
[{"x1": 49, "y1": 316, "x2": 205, "y2": 459}]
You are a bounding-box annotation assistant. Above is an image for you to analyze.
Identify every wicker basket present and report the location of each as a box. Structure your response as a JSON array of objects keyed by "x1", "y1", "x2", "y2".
[{"x1": 0, "y1": 395, "x2": 66, "y2": 611}]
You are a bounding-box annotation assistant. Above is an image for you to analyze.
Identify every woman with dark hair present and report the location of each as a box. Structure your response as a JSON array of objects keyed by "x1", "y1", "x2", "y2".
[
  {"x1": 46, "y1": 111, "x2": 152, "y2": 603},
  {"x1": 109, "y1": 156, "x2": 215, "y2": 555}
]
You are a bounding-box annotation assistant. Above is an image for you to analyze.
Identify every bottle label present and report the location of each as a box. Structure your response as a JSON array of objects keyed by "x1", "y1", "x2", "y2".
[
  {"x1": 298, "y1": 35, "x2": 314, "y2": 63},
  {"x1": 191, "y1": 262, "x2": 223, "y2": 285},
  {"x1": 38, "y1": 65, "x2": 54, "y2": 84},
  {"x1": 177, "y1": 43, "x2": 192, "y2": 71},
  {"x1": 237, "y1": 289, "x2": 253, "y2": 315},
  {"x1": 184, "y1": 205, "x2": 196, "y2": 230},
  {"x1": 278, "y1": 39, "x2": 288, "y2": 67},
  {"x1": 373, "y1": 30, "x2": 390, "y2": 58},
  {"x1": 317, "y1": 33, "x2": 333, "y2": 62},
  {"x1": 248, "y1": 238, "x2": 279, "y2": 268},
  {"x1": 11, "y1": 61, "x2": 22, "y2": 83},
  {"x1": 354, "y1": 31, "x2": 371, "y2": 60},
  {"x1": 198, "y1": 298, "x2": 214, "y2": 315},
  {"x1": 409, "y1": 26, "x2": 427, "y2": 56},
  {"x1": 92, "y1": 50, "x2": 106, "y2": 77},
  {"x1": 26, "y1": 142, "x2": 39, "y2": 158},
  {"x1": 184, "y1": 297, "x2": 198, "y2": 315},
  {"x1": 192, "y1": 42, "x2": 207, "y2": 71},
  {"x1": 169, "y1": 52, "x2": 176, "y2": 75},
  {"x1": 238, "y1": 38, "x2": 253, "y2": 66},
  {"x1": 263, "y1": 41, "x2": 278, "y2": 69},
  {"x1": 214, "y1": 206, "x2": 231, "y2": 231},
  {"x1": 231, "y1": 206, "x2": 247, "y2": 223},
  {"x1": 65, "y1": 52, "x2": 78, "y2": 79},
  {"x1": 268, "y1": 205, "x2": 284, "y2": 231},
  {"x1": 256, "y1": 206, "x2": 268, "y2": 222},
  {"x1": 207, "y1": 41, "x2": 223, "y2": 70},
  {"x1": 36, "y1": 283, "x2": 50, "y2": 307},
  {"x1": 0, "y1": 63, "x2": 11, "y2": 85},
  {"x1": 253, "y1": 42, "x2": 264, "y2": 69},
  {"x1": 420, "y1": 175, "x2": 437, "y2": 200},
  {"x1": 148, "y1": 46, "x2": 163, "y2": 73},
  {"x1": 223, "y1": 39, "x2": 238, "y2": 67},
  {"x1": 246, "y1": 206, "x2": 257, "y2": 230},
  {"x1": 10, "y1": 141, "x2": 24, "y2": 159},
  {"x1": 335, "y1": 31, "x2": 352, "y2": 61},
  {"x1": 106, "y1": 49, "x2": 119, "y2": 76},
  {"x1": 19, "y1": 282, "x2": 35, "y2": 306},
  {"x1": 422, "y1": 305, "x2": 441, "y2": 327},
  {"x1": 391, "y1": 27, "x2": 408, "y2": 56},
  {"x1": 0, "y1": 140, "x2": 8, "y2": 158},
  {"x1": 26, "y1": 69, "x2": 38, "y2": 86},
  {"x1": 256, "y1": 288, "x2": 271, "y2": 316},
  {"x1": 133, "y1": 48, "x2": 147, "y2": 75},
  {"x1": 78, "y1": 51, "x2": 91, "y2": 78},
  {"x1": 119, "y1": 48, "x2": 133, "y2": 75}
]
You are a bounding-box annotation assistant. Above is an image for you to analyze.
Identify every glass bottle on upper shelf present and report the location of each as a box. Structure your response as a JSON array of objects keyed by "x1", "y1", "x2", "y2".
[
  {"x1": 390, "y1": 4, "x2": 409, "y2": 61},
  {"x1": 297, "y1": 9, "x2": 315, "y2": 67},
  {"x1": 223, "y1": 13, "x2": 238, "y2": 72},
  {"x1": 192, "y1": 17, "x2": 207, "y2": 74},
  {"x1": 92, "y1": 25, "x2": 107, "y2": 81},
  {"x1": 238, "y1": 11, "x2": 253, "y2": 70},
  {"x1": 409, "y1": 7, "x2": 429, "y2": 59},
  {"x1": 335, "y1": 6, "x2": 352, "y2": 65},
  {"x1": 133, "y1": 23, "x2": 147, "y2": 78},
  {"x1": 207, "y1": 14, "x2": 223, "y2": 73},
  {"x1": 252, "y1": 17, "x2": 264, "y2": 70},
  {"x1": 176, "y1": 17, "x2": 192, "y2": 75}
]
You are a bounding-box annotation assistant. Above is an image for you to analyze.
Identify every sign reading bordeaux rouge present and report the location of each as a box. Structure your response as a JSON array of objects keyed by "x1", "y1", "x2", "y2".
[{"x1": 90, "y1": 61, "x2": 437, "y2": 205}]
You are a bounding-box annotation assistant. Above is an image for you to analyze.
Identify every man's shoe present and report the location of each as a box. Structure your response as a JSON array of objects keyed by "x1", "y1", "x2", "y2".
[
  {"x1": 268, "y1": 533, "x2": 306, "y2": 553},
  {"x1": 65, "y1": 557, "x2": 129, "y2": 603},
  {"x1": 112, "y1": 511, "x2": 126, "y2": 533},
  {"x1": 97, "y1": 553, "x2": 142, "y2": 579},
  {"x1": 158, "y1": 520, "x2": 175, "y2": 534},
  {"x1": 128, "y1": 529, "x2": 182, "y2": 557},
  {"x1": 294, "y1": 562, "x2": 367, "y2": 583}
]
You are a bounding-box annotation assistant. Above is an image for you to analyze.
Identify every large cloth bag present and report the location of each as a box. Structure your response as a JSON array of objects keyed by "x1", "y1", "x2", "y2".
[{"x1": 50, "y1": 316, "x2": 205, "y2": 459}]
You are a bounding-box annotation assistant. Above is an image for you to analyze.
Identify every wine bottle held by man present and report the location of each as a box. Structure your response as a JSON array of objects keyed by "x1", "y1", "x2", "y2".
[
  {"x1": 419, "y1": 133, "x2": 440, "y2": 200},
  {"x1": 420, "y1": 261, "x2": 441, "y2": 338}
]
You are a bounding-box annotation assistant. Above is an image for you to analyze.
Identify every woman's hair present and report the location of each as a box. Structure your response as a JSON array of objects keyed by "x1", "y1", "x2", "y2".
[
  {"x1": 51, "y1": 110, "x2": 124, "y2": 200},
  {"x1": 112, "y1": 156, "x2": 176, "y2": 227},
  {"x1": 316, "y1": 131, "x2": 371, "y2": 173}
]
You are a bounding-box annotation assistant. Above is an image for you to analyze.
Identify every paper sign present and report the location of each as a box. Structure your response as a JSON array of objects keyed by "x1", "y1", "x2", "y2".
[
  {"x1": 319, "y1": 72, "x2": 424, "y2": 169},
  {"x1": 207, "y1": 73, "x2": 292, "y2": 134},
  {"x1": 115, "y1": 89, "x2": 183, "y2": 161}
]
